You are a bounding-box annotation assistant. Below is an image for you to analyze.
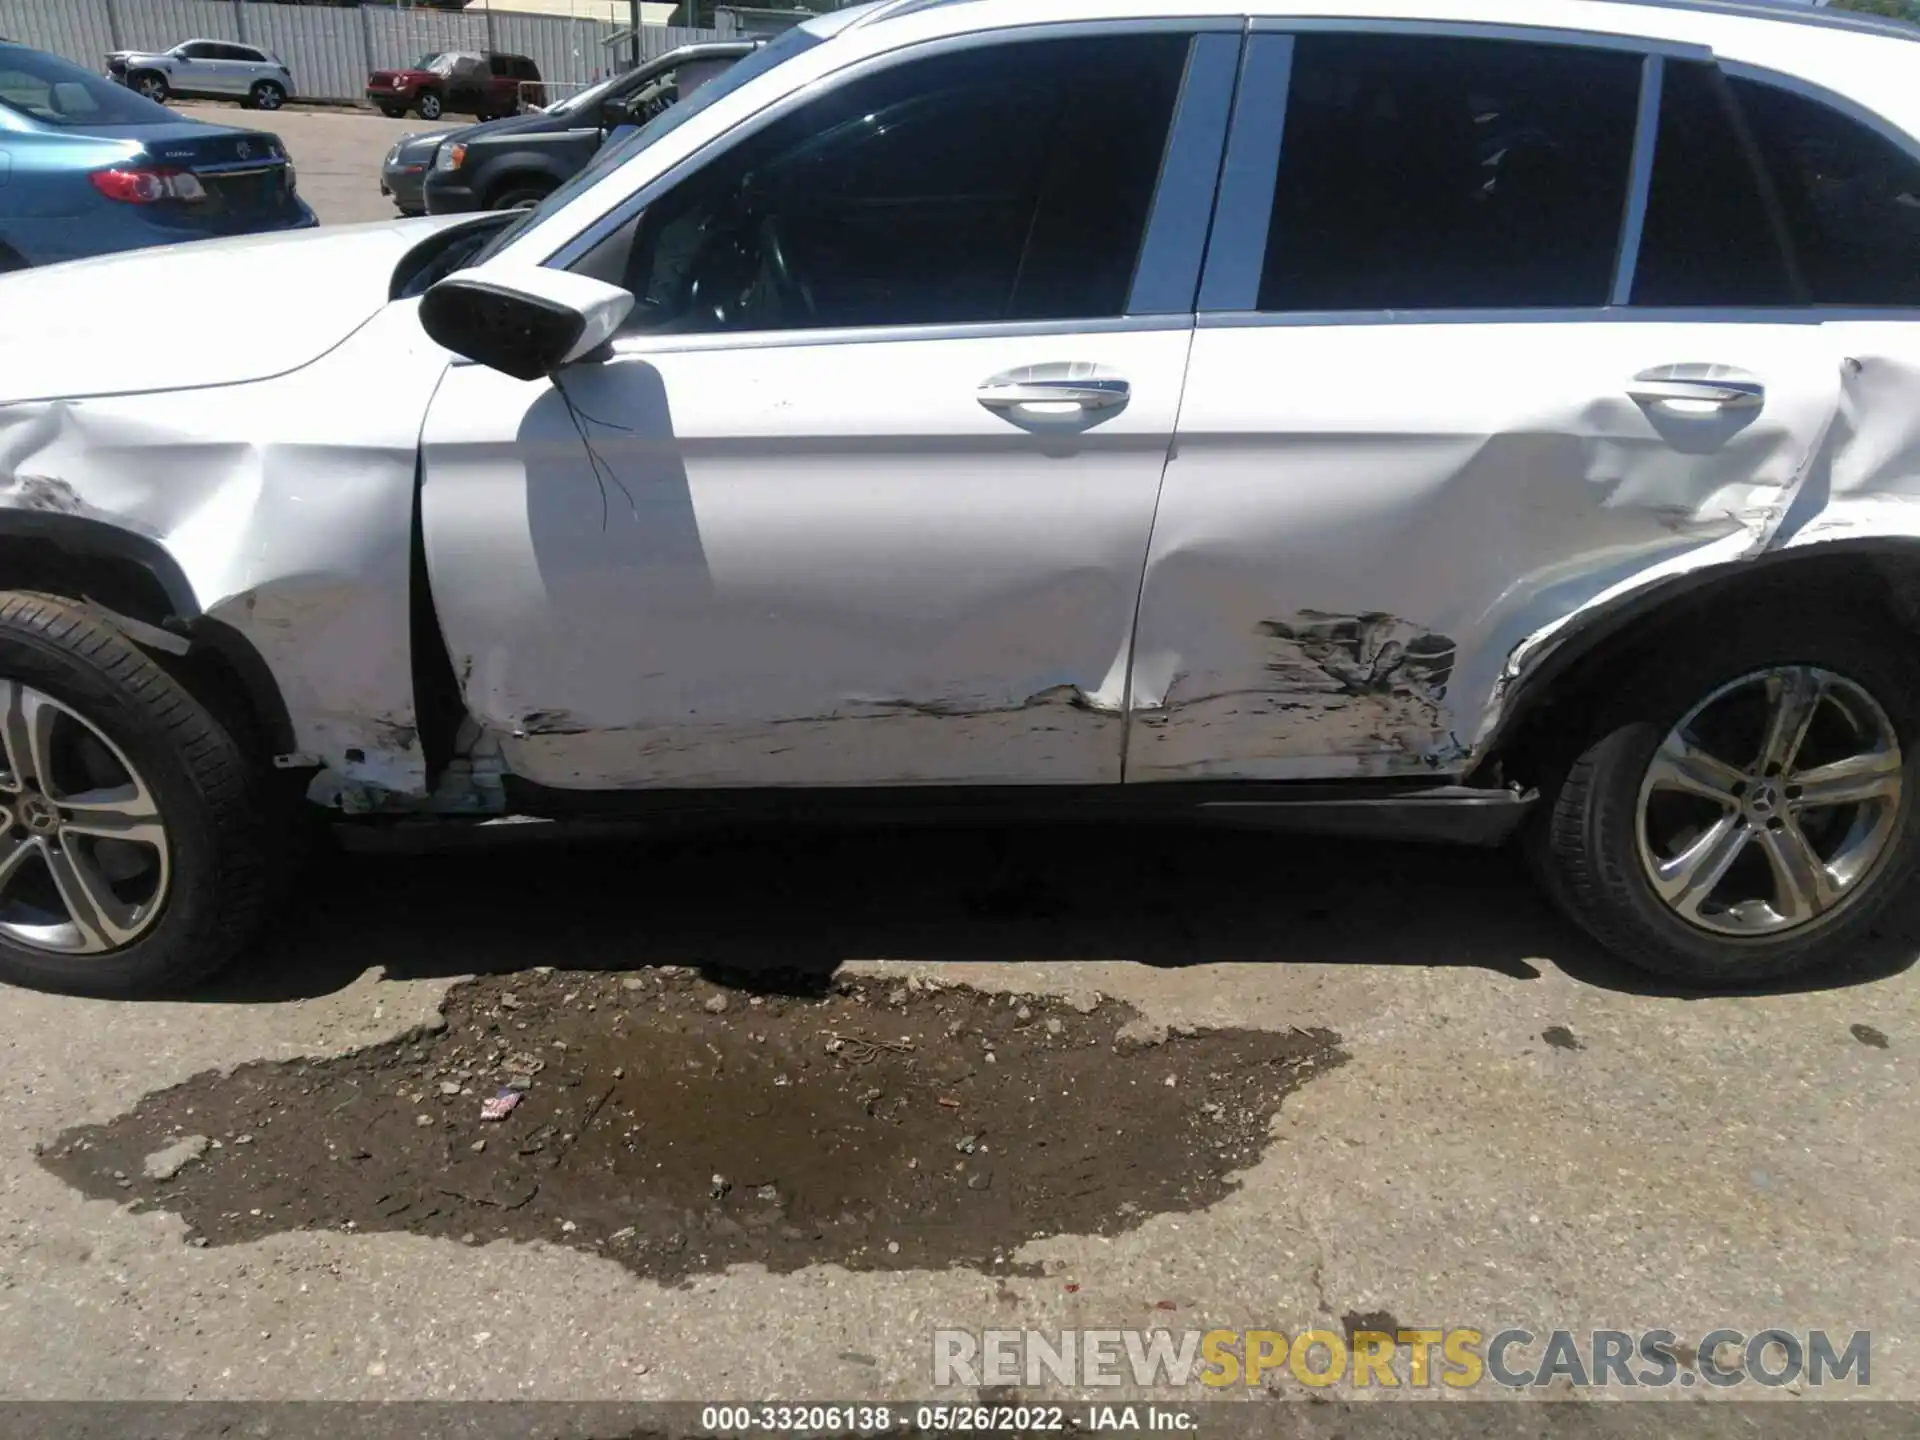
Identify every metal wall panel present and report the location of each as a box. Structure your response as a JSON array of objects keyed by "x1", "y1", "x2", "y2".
[{"x1": 0, "y1": 0, "x2": 723, "y2": 103}]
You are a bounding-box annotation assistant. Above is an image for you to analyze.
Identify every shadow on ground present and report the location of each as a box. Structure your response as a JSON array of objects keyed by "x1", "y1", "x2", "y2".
[{"x1": 200, "y1": 824, "x2": 1917, "y2": 1005}]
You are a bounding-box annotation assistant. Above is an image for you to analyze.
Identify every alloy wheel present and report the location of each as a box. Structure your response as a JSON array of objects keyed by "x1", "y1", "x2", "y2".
[
  {"x1": 1635, "y1": 665, "x2": 1903, "y2": 937},
  {"x1": 0, "y1": 680, "x2": 169, "y2": 955}
]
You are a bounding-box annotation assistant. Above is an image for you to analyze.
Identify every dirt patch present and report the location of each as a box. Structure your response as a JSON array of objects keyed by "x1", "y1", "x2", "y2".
[{"x1": 41, "y1": 969, "x2": 1345, "y2": 1281}]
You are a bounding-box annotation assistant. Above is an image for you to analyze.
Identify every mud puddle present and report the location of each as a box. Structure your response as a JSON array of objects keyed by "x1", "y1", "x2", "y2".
[{"x1": 42, "y1": 969, "x2": 1344, "y2": 1280}]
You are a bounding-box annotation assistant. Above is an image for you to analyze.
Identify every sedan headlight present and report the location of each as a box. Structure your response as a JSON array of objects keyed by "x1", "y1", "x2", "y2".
[{"x1": 434, "y1": 143, "x2": 466, "y2": 172}]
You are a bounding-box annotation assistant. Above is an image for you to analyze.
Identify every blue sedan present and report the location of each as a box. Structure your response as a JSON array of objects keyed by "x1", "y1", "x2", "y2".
[{"x1": 0, "y1": 40, "x2": 316, "y2": 270}]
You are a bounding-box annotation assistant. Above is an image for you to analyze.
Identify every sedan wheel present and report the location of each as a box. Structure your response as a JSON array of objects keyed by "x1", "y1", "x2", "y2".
[
  {"x1": 250, "y1": 80, "x2": 286, "y2": 111},
  {"x1": 0, "y1": 592, "x2": 279, "y2": 997},
  {"x1": 1532, "y1": 611, "x2": 1920, "y2": 987}
]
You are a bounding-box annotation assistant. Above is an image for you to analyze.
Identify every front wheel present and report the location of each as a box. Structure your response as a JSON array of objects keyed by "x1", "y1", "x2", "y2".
[
  {"x1": 1533, "y1": 611, "x2": 1919, "y2": 986},
  {"x1": 0, "y1": 593, "x2": 279, "y2": 997},
  {"x1": 488, "y1": 183, "x2": 552, "y2": 212},
  {"x1": 378, "y1": 103, "x2": 405, "y2": 118},
  {"x1": 249, "y1": 80, "x2": 286, "y2": 111},
  {"x1": 132, "y1": 71, "x2": 169, "y2": 103},
  {"x1": 415, "y1": 91, "x2": 442, "y2": 120}
]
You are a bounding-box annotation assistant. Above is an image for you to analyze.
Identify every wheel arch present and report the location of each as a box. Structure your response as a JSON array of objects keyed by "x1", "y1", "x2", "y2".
[
  {"x1": 477, "y1": 156, "x2": 563, "y2": 209},
  {"x1": 0, "y1": 515, "x2": 295, "y2": 763},
  {"x1": 1473, "y1": 538, "x2": 1920, "y2": 791}
]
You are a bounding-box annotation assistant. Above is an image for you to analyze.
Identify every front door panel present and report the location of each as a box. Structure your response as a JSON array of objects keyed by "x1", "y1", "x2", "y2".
[{"x1": 422, "y1": 324, "x2": 1191, "y2": 789}]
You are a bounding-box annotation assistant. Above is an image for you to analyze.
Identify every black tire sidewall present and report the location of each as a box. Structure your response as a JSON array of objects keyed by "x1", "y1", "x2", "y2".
[
  {"x1": 0, "y1": 621, "x2": 242, "y2": 994},
  {"x1": 1563, "y1": 611, "x2": 1920, "y2": 982}
]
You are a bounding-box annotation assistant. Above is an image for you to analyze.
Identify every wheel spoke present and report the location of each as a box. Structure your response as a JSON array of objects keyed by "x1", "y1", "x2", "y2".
[
  {"x1": 41, "y1": 840, "x2": 137, "y2": 953},
  {"x1": 1756, "y1": 667, "x2": 1824, "y2": 776},
  {"x1": 0, "y1": 681, "x2": 57, "y2": 793},
  {"x1": 56, "y1": 783, "x2": 165, "y2": 847},
  {"x1": 1652, "y1": 813, "x2": 1753, "y2": 920},
  {"x1": 0, "y1": 832, "x2": 37, "y2": 897},
  {"x1": 1790, "y1": 749, "x2": 1902, "y2": 809},
  {"x1": 1758, "y1": 817, "x2": 1839, "y2": 923},
  {"x1": 1645, "y1": 731, "x2": 1747, "y2": 804}
]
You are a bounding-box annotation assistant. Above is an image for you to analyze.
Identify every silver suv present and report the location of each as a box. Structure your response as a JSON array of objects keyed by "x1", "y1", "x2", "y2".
[
  {"x1": 107, "y1": 39, "x2": 294, "y2": 111},
  {"x1": 7, "y1": 0, "x2": 1920, "y2": 997}
]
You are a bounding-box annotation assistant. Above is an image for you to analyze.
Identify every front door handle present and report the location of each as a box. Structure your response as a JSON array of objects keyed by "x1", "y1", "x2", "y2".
[
  {"x1": 1627, "y1": 369, "x2": 1765, "y2": 411},
  {"x1": 976, "y1": 377, "x2": 1130, "y2": 412}
]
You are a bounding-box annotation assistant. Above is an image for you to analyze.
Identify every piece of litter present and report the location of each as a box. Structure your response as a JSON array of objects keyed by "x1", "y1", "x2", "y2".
[
  {"x1": 937, "y1": 1096, "x2": 961, "y2": 1108},
  {"x1": 480, "y1": 1090, "x2": 522, "y2": 1122},
  {"x1": 415, "y1": 1114, "x2": 434, "y2": 1127}
]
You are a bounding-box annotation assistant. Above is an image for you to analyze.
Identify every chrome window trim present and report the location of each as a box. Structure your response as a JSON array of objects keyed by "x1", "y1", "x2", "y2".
[
  {"x1": 1610, "y1": 53, "x2": 1666, "y2": 307},
  {"x1": 586, "y1": 313, "x2": 1195, "y2": 363},
  {"x1": 1194, "y1": 306, "x2": 1920, "y2": 330},
  {"x1": 1194, "y1": 33, "x2": 1291, "y2": 314},
  {"x1": 1127, "y1": 30, "x2": 1243, "y2": 316},
  {"x1": 545, "y1": 17, "x2": 1242, "y2": 276}
]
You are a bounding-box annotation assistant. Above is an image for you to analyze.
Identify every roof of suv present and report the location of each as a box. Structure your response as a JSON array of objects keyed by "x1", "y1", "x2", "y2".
[{"x1": 854, "y1": 0, "x2": 1920, "y2": 41}]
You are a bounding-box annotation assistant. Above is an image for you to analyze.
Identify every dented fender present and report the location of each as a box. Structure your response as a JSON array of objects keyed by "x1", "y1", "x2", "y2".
[{"x1": 0, "y1": 302, "x2": 451, "y2": 800}]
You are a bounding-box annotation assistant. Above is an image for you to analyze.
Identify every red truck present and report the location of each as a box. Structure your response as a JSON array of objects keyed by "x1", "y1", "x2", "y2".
[{"x1": 366, "y1": 50, "x2": 543, "y2": 121}]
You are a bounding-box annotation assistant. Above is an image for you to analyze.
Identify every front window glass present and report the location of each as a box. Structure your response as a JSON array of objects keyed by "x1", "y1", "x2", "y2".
[
  {"x1": 579, "y1": 32, "x2": 1189, "y2": 332},
  {"x1": 468, "y1": 27, "x2": 815, "y2": 268}
]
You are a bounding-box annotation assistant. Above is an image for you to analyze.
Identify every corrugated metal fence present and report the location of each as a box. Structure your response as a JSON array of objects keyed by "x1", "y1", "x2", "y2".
[{"x1": 0, "y1": 0, "x2": 731, "y2": 103}]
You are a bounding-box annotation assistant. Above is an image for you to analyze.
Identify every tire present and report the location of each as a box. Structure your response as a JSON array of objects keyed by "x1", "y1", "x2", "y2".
[
  {"x1": 0, "y1": 593, "x2": 278, "y2": 997},
  {"x1": 379, "y1": 104, "x2": 406, "y2": 119},
  {"x1": 131, "y1": 70, "x2": 169, "y2": 104},
  {"x1": 1532, "y1": 605, "x2": 1920, "y2": 987},
  {"x1": 249, "y1": 80, "x2": 286, "y2": 111},
  {"x1": 488, "y1": 182, "x2": 552, "y2": 211},
  {"x1": 415, "y1": 91, "x2": 443, "y2": 120}
]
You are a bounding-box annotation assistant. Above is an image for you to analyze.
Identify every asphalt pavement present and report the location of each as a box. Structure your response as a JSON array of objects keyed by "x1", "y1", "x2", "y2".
[{"x1": 2, "y1": 101, "x2": 1916, "y2": 1421}]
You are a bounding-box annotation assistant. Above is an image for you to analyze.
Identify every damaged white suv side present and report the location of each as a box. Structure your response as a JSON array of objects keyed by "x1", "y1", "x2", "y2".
[{"x1": 5, "y1": 0, "x2": 1920, "y2": 997}]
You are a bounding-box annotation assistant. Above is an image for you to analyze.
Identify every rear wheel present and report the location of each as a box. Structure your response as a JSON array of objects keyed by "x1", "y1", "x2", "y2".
[
  {"x1": 131, "y1": 70, "x2": 169, "y2": 103},
  {"x1": 0, "y1": 593, "x2": 278, "y2": 997},
  {"x1": 248, "y1": 79, "x2": 286, "y2": 111},
  {"x1": 415, "y1": 91, "x2": 443, "y2": 120},
  {"x1": 1532, "y1": 609, "x2": 1919, "y2": 986}
]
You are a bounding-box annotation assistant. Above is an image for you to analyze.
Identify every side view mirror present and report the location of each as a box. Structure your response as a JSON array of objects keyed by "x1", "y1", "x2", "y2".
[{"x1": 419, "y1": 266, "x2": 634, "y2": 382}]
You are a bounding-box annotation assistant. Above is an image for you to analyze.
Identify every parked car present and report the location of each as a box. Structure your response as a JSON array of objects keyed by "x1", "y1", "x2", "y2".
[
  {"x1": 422, "y1": 42, "x2": 754, "y2": 214},
  {"x1": 106, "y1": 38, "x2": 294, "y2": 111},
  {"x1": 6, "y1": 0, "x2": 1920, "y2": 998},
  {"x1": 367, "y1": 51, "x2": 541, "y2": 121},
  {"x1": 0, "y1": 40, "x2": 314, "y2": 271}
]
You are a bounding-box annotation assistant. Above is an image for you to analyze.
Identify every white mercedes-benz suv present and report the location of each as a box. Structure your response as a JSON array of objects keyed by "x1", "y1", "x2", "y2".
[{"x1": 5, "y1": 0, "x2": 1920, "y2": 996}]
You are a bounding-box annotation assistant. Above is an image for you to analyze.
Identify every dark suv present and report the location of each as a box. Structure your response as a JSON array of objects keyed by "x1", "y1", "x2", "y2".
[{"x1": 366, "y1": 51, "x2": 541, "y2": 122}]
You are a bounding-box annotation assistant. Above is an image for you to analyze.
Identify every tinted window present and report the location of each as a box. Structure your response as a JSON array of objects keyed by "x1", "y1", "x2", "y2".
[
  {"x1": 586, "y1": 34, "x2": 1188, "y2": 332},
  {"x1": 515, "y1": 58, "x2": 540, "y2": 81},
  {"x1": 1734, "y1": 76, "x2": 1920, "y2": 306},
  {"x1": 1258, "y1": 35, "x2": 1640, "y2": 310},
  {"x1": 489, "y1": 55, "x2": 512, "y2": 76},
  {"x1": 177, "y1": 42, "x2": 216, "y2": 59},
  {"x1": 1634, "y1": 60, "x2": 1796, "y2": 306}
]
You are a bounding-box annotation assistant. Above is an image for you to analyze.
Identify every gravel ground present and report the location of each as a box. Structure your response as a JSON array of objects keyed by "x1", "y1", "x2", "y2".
[{"x1": 1, "y1": 824, "x2": 1916, "y2": 1413}]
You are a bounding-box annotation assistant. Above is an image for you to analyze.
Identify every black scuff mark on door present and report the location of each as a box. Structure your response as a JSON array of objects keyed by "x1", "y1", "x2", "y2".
[{"x1": 1250, "y1": 611, "x2": 1459, "y2": 757}]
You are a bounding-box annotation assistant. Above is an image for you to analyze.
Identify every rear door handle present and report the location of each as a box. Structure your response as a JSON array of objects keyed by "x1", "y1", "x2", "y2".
[
  {"x1": 976, "y1": 377, "x2": 1130, "y2": 412},
  {"x1": 1627, "y1": 369, "x2": 1765, "y2": 411}
]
